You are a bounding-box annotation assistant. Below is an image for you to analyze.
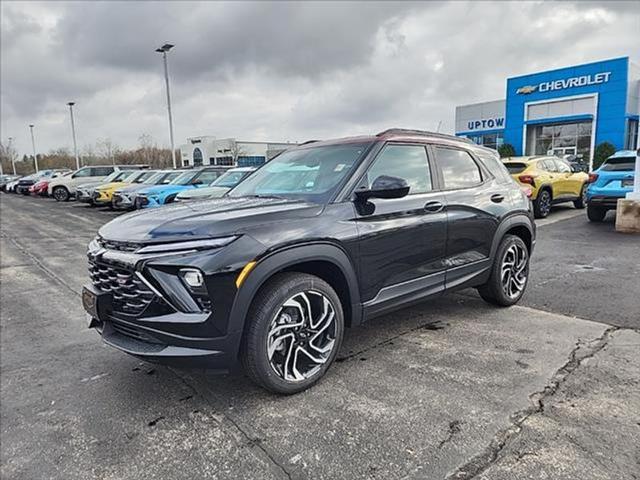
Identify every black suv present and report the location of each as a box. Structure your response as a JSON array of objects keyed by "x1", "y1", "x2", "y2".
[{"x1": 83, "y1": 129, "x2": 535, "y2": 393}]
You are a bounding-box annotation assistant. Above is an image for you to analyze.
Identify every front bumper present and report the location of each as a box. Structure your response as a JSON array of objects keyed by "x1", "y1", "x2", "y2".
[
  {"x1": 82, "y1": 236, "x2": 261, "y2": 371},
  {"x1": 92, "y1": 190, "x2": 113, "y2": 205},
  {"x1": 112, "y1": 193, "x2": 135, "y2": 210},
  {"x1": 136, "y1": 195, "x2": 162, "y2": 209},
  {"x1": 77, "y1": 189, "x2": 94, "y2": 203}
]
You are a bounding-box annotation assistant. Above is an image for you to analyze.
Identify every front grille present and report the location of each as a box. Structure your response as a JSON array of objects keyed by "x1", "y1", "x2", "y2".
[
  {"x1": 88, "y1": 258, "x2": 154, "y2": 315},
  {"x1": 137, "y1": 196, "x2": 149, "y2": 207},
  {"x1": 97, "y1": 237, "x2": 142, "y2": 252}
]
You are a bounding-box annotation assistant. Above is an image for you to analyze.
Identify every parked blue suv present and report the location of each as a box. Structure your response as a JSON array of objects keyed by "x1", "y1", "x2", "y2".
[
  {"x1": 586, "y1": 150, "x2": 636, "y2": 222},
  {"x1": 135, "y1": 167, "x2": 228, "y2": 208}
]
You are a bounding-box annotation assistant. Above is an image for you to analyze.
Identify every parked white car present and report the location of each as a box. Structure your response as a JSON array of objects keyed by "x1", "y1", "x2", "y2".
[{"x1": 47, "y1": 164, "x2": 147, "y2": 201}]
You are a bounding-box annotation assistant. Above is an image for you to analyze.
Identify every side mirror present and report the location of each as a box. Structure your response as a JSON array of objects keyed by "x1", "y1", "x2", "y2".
[{"x1": 355, "y1": 175, "x2": 410, "y2": 201}]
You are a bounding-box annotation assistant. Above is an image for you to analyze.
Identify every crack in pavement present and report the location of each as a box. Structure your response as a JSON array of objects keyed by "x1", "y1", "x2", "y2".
[
  {"x1": 2, "y1": 233, "x2": 81, "y2": 298},
  {"x1": 167, "y1": 368, "x2": 294, "y2": 480},
  {"x1": 445, "y1": 325, "x2": 620, "y2": 480}
]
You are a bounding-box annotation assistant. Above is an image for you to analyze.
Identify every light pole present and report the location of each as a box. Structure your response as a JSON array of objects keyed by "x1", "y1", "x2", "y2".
[
  {"x1": 155, "y1": 43, "x2": 177, "y2": 169},
  {"x1": 8, "y1": 136, "x2": 16, "y2": 175},
  {"x1": 67, "y1": 102, "x2": 81, "y2": 170},
  {"x1": 28, "y1": 124, "x2": 38, "y2": 172}
]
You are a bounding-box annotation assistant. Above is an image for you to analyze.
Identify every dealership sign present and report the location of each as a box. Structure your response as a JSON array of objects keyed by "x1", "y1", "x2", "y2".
[
  {"x1": 467, "y1": 117, "x2": 505, "y2": 131},
  {"x1": 516, "y1": 71, "x2": 612, "y2": 95}
]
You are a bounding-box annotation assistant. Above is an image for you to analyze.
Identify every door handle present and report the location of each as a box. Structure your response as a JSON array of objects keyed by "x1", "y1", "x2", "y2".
[
  {"x1": 424, "y1": 201, "x2": 444, "y2": 213},
  {"x1": 490, "y1": 194, "x2": 505, "y2": 203}
]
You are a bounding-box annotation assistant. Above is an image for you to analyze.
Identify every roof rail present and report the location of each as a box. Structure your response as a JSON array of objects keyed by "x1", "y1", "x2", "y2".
[
  {"x1": 376, "y1": 128, "x2": 473, "y2": 144},
  {"x1": 299, "y1": 140, "x2": 320, "y2": 146}
]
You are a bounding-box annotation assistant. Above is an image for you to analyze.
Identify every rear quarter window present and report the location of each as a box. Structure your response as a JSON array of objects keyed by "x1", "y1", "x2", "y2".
[
  {"x1": 475, "y1": 150, "x2": 513, "y2": 183},
  {"x1": 601, "y1": 157, "x2": 636, "y2": 171}
]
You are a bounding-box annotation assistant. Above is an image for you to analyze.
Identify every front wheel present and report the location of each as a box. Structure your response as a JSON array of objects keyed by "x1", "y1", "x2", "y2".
[
  {"x1": 241, "y1": 272, "x2": 344, "y2": 394},
  {"x1": 573, "y1": 184, "x2": 587, "y2": 209},
  {"x1": 478, "y1": 234, "x2": 529, "y2": 307},
  {"x1": 587, "y1": 204, "x2": 607, "y2": 222},
  {"x1": 52, "y1": 186, "x2": 70, "y2": 202}
]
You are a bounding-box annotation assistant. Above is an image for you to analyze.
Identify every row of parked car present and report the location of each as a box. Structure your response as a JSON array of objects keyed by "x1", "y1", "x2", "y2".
[
  {"x1": 0, "y1": 164, "x2": 256, "y2": 210},
  {"x1": 502, "y1": 150, "x2": 636, "y2": 221},
  {"x1": 1, "y1": 149, "x2": 635, "y2": 222}
]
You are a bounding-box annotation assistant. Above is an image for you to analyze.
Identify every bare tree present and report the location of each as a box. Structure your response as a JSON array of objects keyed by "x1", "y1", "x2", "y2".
[
  {"x1": 96, "y1": 137, "x2": 120, "y2": 165},
  {"x1": 0, "y1": 139, "x2": 19, "y2": 174}
]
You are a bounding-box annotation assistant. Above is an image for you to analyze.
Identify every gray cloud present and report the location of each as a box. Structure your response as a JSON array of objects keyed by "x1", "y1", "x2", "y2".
[{"x1": 1, "y1": 1, "x2": 638, "y2": 157}]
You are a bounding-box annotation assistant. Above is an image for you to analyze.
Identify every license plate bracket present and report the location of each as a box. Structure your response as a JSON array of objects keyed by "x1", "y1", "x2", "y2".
[{"x1": 82, "y1": 285, "x2": 112, "y2": 320}]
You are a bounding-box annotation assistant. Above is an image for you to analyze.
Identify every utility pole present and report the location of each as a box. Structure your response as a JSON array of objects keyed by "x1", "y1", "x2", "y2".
[
  {"x1": 29, "y1": 124, "x2": 38, "y2": 172},
  {"x1": 155, "y1": 43, "x2": 177, "y2": 169},
  {"x1": 67, "y1": 102, "x2": 81, "y2": 170}
]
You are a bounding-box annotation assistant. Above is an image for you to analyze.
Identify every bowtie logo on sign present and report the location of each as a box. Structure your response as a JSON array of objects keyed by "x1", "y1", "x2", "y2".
[{"x1": 516, "y1": 72, "x2": 612, "y2": 94}]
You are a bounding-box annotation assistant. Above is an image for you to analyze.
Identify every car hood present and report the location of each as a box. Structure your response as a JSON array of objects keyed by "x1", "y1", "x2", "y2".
[
  {"x1": 76, "y1": 181, "x2": 105, "y2": 190},
  {"x1": 116, "y1": 183, "x2": 152, "y2": 194},
  {"x1": 177, "y1": 186, "x2": 229, "y2": 199},
  {"x1": 97, "y1": 181, "x2": 127, "y2": 191},
  {"x1": 137, "y1": 184, "x2": 189, "y2": 196},
  {"x1": 99, "y1": 196, "x2": 323, "y2": 243}
]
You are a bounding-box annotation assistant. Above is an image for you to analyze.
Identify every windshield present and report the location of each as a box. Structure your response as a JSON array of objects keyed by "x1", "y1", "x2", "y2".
[
  {"x1": 142, "y1": 171, "x2": 163, "y2": 184},
  {"x1": 212, "y1": 170, "x2": 251, "y2": 188},
  {"x1": 122, "y1": 171, "x2": 144, "y2": 183},
  {"x1": 228, "y1": 143, "x2": 371, "y2": 202},
  {"x1": 601, "y1": 156, "x2": 636, "y2": 171},
  {"x1": 170, "y1": 171, "x2": 197, "y2": 185},
  {"x1": 160, "y1": 171, "x2": 183, "y2": 184},
  {"x1": 132, "y1": 170, "x2": 155, "y2": 183}
]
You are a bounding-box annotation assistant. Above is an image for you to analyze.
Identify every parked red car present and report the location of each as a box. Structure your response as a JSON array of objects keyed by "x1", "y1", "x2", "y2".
[{"x1": 29, "y1": 179, "x2": 52, "y2": 196}]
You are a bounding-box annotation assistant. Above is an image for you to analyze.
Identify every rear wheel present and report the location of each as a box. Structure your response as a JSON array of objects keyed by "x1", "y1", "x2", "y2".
[
  {"x1": 478, "y1": 234, "x2": 529, "y2": 307},
  {"x1": 533, "y1": 189, "x2": 552, "y2": 218},
  {"x1": 241, "y1": 272, "x2": 344, "y2": 394},
  {"x1": 52, "y1": 186, "x2": 70, "y2": 202},
  {"x1": 587, "y1": 204, "x2": 607, "y2": 222},
  {"x1": 573, "y1": 184, "x2": 587, "y2": 209}
]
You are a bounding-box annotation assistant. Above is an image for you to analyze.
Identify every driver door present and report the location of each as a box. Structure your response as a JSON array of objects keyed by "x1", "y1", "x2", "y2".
[{"x1": 355, "y1": 143, "x2": 447, "y2": 318}]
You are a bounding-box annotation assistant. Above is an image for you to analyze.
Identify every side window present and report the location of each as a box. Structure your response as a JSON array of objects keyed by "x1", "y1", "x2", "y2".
[
  {"x1": 555, "y1": 160, "x2": 571, "y2": 173},
  {"x1": 94, "y1": 167, "x2": 113, "y2": 176},
  {"x1": 365, "y1": 145, "x2": 432, "y2": 195},
  {"x1": 475, "y1": 149, "x2": 512, "y2": 184},
  {"x1": 435, "y1": 147, "x2": 482, "y2": 189},
  {"x1": 73, "y1": 167, "x2": 92, "y2": 178},
  {"x1": 543, "y1": 159, "x2": 558, "y2": 172}
]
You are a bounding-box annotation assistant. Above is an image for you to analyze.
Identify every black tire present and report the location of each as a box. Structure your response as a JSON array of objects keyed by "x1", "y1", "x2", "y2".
[
  {"x1": 241, "y1": 272, "x2": 344, "y2": 394},
  {"x1": 477, "y1": 234, "x2": 529, "y2": 307},
  {"x1": 52, "y1": 186, "x2": 70, "y2": 202},
  {"x1": 533, "y1": 189, "x2": 552, "y2": 218},
  {"x1": 573, "y1": 184, "x2": 587, "y2": 209},
  {"x1": 587, "y1": 204, "x2": 607, "y2": 222}
]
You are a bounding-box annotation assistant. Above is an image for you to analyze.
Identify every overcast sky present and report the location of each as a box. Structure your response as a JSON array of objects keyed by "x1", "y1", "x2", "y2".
[{"x1": 1, "y1": 1, "x2": 638, "y2": 157}]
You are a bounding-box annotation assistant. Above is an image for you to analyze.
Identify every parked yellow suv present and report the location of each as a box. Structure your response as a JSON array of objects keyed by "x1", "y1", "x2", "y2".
[
  {"x1": 503, "y1": 156, "x2": 589, "y2": 218},
  {"x1": 92, "y1": 170, "x2": 154, "y2": 206}
]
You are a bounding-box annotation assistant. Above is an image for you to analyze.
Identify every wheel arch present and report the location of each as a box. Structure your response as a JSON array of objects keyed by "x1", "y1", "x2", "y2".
[
  {"x1": 490, "y1": 215, "x2": 535, "y2": 259},
  {"x1": 227, "y1": 242, "x2": 362, "y2": 359}
]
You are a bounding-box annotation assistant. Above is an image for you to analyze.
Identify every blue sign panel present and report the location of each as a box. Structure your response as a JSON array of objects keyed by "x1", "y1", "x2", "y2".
[{"x1": 503, "y1": 57, "x2": 630, "y2": 155}]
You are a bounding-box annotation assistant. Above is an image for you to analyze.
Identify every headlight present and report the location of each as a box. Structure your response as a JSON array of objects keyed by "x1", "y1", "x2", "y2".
[{"x1": 136, "y1": 236, "x2": 238, "y2": 254}]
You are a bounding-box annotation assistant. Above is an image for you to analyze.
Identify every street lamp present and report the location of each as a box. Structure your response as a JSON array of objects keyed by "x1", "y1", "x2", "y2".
[
  {"x1": 8, "y1": 136, "x2": 16, "y2": 175},
  {"x1": 155, "y1": 43, "x2": 177, "y2": 169},
  {"x1": 28, "y1": 124, "x2": 38, "y2": 172},
  {"x1": 67, "y1": 102, "x2": 81, "y2": 170}
]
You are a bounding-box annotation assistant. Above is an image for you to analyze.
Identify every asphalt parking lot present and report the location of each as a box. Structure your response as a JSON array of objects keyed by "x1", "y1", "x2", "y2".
[{"x1": 1, "y1": 194, "x2": 639, "y2": 480}]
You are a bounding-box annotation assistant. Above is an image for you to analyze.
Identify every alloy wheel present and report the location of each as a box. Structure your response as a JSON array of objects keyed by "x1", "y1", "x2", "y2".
[
  {"x1": 500, "y1": 243, "x2": 528, "y2": 299},
  {"x1": 539, "y1": 192, "x2": 551, "y2": 216},
  {"x1": 266, "y1": 290, "x2": 337, "y2": 382}
]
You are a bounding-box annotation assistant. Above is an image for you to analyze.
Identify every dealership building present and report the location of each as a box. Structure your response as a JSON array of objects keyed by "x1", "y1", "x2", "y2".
[
  {"x1": 455, "y1": 57, "x2": 639, "y2": 167},
  {"x1": 180, "y1": 137, "x2": 295, "y2": 168}
]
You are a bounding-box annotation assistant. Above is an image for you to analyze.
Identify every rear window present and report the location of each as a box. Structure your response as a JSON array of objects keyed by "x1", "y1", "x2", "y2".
[
  {"x1": 505, "y1": 163, "x2": 527, "y2": 174},
  {"x1": 601, "y1": 157, "x2": 636, "y2": 171}
]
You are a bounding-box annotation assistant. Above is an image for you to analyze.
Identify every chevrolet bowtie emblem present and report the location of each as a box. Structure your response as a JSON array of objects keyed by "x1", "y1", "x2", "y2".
[{"x1": 516, "y1": 85, "x2": 538, "y2": 94}]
